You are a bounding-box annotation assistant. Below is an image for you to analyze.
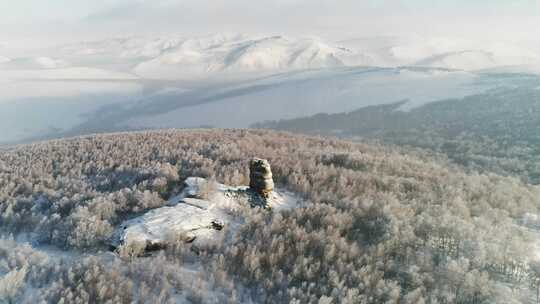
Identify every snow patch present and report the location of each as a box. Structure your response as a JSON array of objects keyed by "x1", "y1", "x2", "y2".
[
  {"x1": 113, "y1": 177, "x2": 298, "y2": 251},
  {"x1": 133, "y1": 35, "x2": 369, "y2": 80}
]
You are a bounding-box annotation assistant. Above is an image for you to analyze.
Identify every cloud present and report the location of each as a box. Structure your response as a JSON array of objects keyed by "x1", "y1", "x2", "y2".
[{"x1": 1, "y1": 0, "x2": 540, "y2": 48}]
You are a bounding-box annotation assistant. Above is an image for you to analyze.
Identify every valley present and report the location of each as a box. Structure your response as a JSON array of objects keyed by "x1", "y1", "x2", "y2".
[{"x1": 2, "y1": 33, "x2": 539, "y2": 145}]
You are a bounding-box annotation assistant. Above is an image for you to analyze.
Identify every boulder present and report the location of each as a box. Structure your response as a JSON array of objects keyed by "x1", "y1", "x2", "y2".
[
  {"x1": 249, "y1": 158, "x2": 274, "y2": 198},
  {"x1": 111, "y1": 174, "x2": 296, "y2": 255}
]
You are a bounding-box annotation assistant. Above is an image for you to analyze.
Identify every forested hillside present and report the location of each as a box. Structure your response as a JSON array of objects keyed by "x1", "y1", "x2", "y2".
[
  {"x1": 255, "y1": 74, "x2": 540, "y2": 184},
  {"x1": 1, "y1": 129, "x2": 540, "y2": 303}
]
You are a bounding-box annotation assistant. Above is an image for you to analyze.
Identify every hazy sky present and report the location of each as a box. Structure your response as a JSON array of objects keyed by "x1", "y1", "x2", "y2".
[{"x1": 1, "y1": 0, "x2": 539, "y2": 50}]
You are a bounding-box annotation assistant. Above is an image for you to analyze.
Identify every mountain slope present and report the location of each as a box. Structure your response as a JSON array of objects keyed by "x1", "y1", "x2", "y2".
[
  {"x1": 42, "y1": 33, "x2": 540, "y2": 78},
  {"x1": 133, "y1": 35, "x2": 368, "y2": 79},
  {"x1": 3, "y1": 33, "x2": 540, "y2": 145},
  {"x1": 64, "y1": 67, "x2": 489, "y2": 137},
  {"x1": 1, "y1": 129, "x2": 539, "y2": 302},
  {"x1": 255, "y1": 73, "x2": 540, "y2": 183}
]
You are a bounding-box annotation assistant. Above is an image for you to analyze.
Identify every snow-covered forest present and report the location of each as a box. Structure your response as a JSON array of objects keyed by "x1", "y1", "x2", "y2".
[
  {"x1": 1, "y1": 129, "x2": 539, "y2": 303},
  {"x1": 255, "y1": 75, "x2": 540, "y2": 185}
]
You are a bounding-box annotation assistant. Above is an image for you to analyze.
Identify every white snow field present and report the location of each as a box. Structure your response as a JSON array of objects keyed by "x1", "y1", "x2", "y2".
[
  {"x1": 52, "y1": 33, "x2": 540, "y2": 77},
  {"x1": 337, "y1": 35, "x2": 540, "y2": 71},
  {"x1": 0, "y1": 54, "x2": 143, "y2": 144}
]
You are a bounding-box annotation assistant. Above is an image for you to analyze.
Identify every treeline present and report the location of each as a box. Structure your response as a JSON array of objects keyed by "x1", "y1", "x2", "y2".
[
  {"x1": 0, "y1": 129, "x2": 539, "y2": 303},
  {"x1": 254, "y1": 76, "x2": 540, "y2": 184}
]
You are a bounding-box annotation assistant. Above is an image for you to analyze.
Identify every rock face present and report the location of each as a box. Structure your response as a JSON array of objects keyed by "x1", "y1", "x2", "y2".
[
  {"x1": 110, "y1": 177, "x2": 248, "y2": 254},
  {"x1": 111, "y1": 162, "x2": 296, "y2": 255},
  {"x1": 249, "y1": 158, "x2": 274, "y2": 198}
]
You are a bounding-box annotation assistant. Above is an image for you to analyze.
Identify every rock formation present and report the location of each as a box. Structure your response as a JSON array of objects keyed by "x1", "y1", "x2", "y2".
[
  {"x1": 112, "y1": 161, "x2": 288, "y2": 255},
  {"x1": 112, "y1": 168, "x2": 296, "y2": 255},
  {"x1": 249, "y1": 158, "x2": 274, "y2": 198}
]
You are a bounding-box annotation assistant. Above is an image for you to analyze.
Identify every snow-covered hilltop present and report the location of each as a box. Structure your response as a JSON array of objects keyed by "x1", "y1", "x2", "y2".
[
  {"x1": 7, "y1": 33, "x2": 539, "y2": 80},
  {"x1": 133, "y1": 35, "x2": 369, "y2": 80},
  {"x1": 47, "y1": 33, "x2": 370, "y2": 80},
  {"x1": 112, "y1": 159, "x2": 298, "y2": 255}
]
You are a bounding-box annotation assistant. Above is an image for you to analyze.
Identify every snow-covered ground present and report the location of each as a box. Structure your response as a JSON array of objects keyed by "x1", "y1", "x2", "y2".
[
  {"x1": 40, "y1": 33, "x2": 540, "y2": 77},
  {"x1": 1, "y1": 176, "x2": 298, "y2": 302},
  {"x1": 338, "y1": 35, "x2": 540, "y2": 71},
  {"x1": 113, "y1": 177, "x2": 298, "y2": 251}
]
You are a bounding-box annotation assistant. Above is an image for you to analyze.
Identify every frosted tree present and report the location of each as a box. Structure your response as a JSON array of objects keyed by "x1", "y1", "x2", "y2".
[
  {"x1": 0, "y1": 266, "x2": 27, "y2": 304},
  {"x1": 530, "y1": 261, "x2": 540, "y2": 304}
]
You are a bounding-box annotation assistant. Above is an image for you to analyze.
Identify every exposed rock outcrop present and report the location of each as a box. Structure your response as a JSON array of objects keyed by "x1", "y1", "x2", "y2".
[
  {"x1": 249, "y1": 158, "x2": 274, "y2": 198},
  {"x1": 111, "y1": 160, "x2": 295, "y2": 256}
]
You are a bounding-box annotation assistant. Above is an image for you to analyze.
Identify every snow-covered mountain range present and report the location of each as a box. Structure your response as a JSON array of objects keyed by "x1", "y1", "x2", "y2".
[
  {"x1": 2, "y1": 33, "x2": 540, "y2": 144},
  {"x1": 4, "y1": 33, "x2": 539, "y2": 78}
]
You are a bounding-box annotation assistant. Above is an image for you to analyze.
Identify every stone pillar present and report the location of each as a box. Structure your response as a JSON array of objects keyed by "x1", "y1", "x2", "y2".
[{"x1": 249, "y1": 158, "x2": 274, "y2": 198}]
